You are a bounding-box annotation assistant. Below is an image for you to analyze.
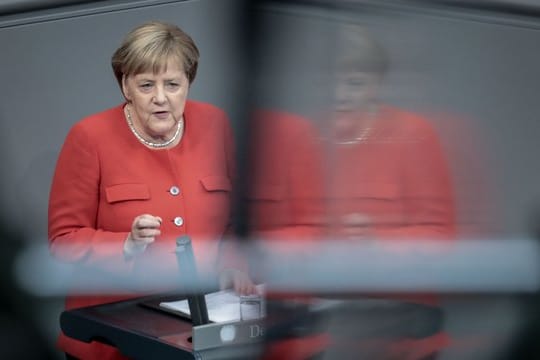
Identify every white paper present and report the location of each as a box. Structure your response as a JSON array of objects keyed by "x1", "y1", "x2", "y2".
[{"x1": 160, "y1": 285, "x2": 265, "y2": 323}]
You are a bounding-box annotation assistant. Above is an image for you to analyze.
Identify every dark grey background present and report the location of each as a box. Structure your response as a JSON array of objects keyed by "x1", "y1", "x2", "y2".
[{"x1": 1, "y1": 0, "x2": 539, "y2": 358}]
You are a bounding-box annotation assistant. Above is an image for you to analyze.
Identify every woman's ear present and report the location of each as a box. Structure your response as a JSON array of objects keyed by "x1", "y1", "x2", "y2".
[{"x1": 121, "y1": 75, "x2": 131, "y2": 102}]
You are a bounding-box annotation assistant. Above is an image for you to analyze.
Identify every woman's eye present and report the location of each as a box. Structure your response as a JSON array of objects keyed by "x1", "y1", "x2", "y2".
[
  {"x1": 166, "y1": 82, "x2": 180, "y2": 89},
  {"x1": 139, "y1": 83, "x2": 152, "y2": 91}
]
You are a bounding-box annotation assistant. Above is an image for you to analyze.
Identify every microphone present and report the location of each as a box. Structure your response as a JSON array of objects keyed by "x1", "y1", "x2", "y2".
[{"x1": 175, "y1": 236, "x2": 209, "y2": 326}]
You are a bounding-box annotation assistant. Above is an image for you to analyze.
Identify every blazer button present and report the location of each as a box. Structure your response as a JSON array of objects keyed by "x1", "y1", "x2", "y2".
[
  {"x1": 170, "y1": 186, "x2": 180, "y2": 196},
  {"x1": 173, "y1": 216, "x2": 184, "y2": 227}
]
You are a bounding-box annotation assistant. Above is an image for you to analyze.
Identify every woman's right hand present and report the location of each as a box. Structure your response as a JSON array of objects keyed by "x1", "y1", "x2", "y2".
[{"x1": 124, "y1": 214, "x2": 162, "y2": 255}]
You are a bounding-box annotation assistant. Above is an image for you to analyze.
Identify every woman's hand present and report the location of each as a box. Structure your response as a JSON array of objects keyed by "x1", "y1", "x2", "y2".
[
  {"x1": 341, "y1": 212, "x2": 374, "y2": 239},
  {"x1": 124, "y1": 214, "x2": 162, "y2": 255},
  {"x1": 219, "y1": 269, "x2": 256, "y2": 295}
]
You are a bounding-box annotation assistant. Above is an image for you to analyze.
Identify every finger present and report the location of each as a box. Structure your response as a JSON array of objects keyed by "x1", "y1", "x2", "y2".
[
  {"x1": 130, "y1": 232, "x2": 159, "y2": 245},
  {"x1": 235, "y1": 281, "x2": 245, "y2": 295},
  {"x1": 135, "y1": 214, "x2": 162, "y2": 224},
  {"x1": 136, "y1": 218, "x2": 162, "y2": 229},
  {"x1": 237, "y1": 278, "x2": 255, "y2": 296},
  {"x1": 136, "y1": 228, "x2": 161, "y2": 238},
  {"x1": 245, "y1": 282, "x2": 256, "y2": 295},
  {"x1": 238, "y1": 278, "x2": 249, "y2": 295},
  {"x1": 133, "y1": 236, "x2": 155, "y2": 246},
  {"x1": 238, "y1": 284, "x2": 250, "y2": 296},
  {"x1": 233, "y1": 277, "x2": 243, "y2": 294},
  {"x1": 131, "y1": 214, "x2": 152, "y2": 229}
]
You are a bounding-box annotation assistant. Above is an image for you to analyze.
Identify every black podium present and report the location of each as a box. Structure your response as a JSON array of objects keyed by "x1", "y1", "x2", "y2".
[
  {"x1": 61, "y1": 295, "x2": 194, "y2": 359},
  {"x1": 60, "y1": 292, "x2": 444, "y2": 360},
  {"x1": 60, "y1": 294, "x2": 266, "y2": 360}
]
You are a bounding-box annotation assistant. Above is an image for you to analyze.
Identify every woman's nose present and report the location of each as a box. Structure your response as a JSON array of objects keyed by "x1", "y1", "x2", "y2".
[{"x1": 153, "y1": 86, "x2": 167, "y2": 103}]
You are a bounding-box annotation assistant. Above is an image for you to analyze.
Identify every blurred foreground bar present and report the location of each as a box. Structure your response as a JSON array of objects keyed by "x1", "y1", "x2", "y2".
[{"x1": 16, "y1": 238, "x2": 540, "y2": 295}]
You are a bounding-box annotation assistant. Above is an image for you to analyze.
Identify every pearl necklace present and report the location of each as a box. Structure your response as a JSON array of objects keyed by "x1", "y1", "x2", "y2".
[
  {"x1": 333, "y1": 107, "x2": 378, "y2": 145},
  {"x1": 125, "y1": 106, "x2": 183, "y2": 148},
  {"x1": 334, "y1": 127, "x2": 373, "y2": 145}
]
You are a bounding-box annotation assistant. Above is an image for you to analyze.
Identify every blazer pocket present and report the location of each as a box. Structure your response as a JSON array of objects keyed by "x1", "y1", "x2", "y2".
[
  {"x1": 200, "y1": 175, "x2": 232, "y2": 192},
  {"x1": 105, "y1": 183, "x2": 150, "y2": 203}
]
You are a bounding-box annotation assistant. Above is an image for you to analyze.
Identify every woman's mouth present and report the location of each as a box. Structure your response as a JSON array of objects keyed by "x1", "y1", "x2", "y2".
[{"x1": 153, "y1": 111, "x2": 170, "y2": 120}]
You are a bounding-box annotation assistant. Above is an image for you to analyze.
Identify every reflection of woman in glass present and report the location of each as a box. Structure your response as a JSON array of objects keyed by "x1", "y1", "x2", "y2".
[
  {"x1": 326, "y1": 25, "x2": 455, "y2": 359},
  {"x1": 328, "y1": 25, "x2": 455, "y2": 242}
]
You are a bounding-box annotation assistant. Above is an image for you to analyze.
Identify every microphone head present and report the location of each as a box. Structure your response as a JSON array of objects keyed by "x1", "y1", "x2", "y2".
[{"x1": 176, "y1": 235, "x2": 192, "y2": 247}]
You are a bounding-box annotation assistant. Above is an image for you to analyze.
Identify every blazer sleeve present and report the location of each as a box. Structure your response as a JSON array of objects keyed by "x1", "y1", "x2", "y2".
[{"x1": 48, "y1": 123, "x2": 134, "y2": 275}]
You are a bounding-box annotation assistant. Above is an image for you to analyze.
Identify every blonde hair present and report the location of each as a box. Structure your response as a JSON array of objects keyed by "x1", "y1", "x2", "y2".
[
  {"x1": 111, "y1": 21, "x2": 200, "y2": 87},
  {"x1": 336, "y1": 24, "x2": 388, "y2": 77}
]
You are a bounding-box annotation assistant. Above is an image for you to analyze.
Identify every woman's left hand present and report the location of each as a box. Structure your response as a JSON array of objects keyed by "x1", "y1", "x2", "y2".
[{"x1": 219, "y1": 269, "x2": 256, "y2": 295}]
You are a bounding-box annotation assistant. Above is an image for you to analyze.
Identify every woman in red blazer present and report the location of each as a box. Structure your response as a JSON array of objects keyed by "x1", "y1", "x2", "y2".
[
  {"x1": 48, "y1": 21, "x2": 252, "y2": 359},
  {"x1": 322, "y1": 25, "x2": 456, "y2": 360}
]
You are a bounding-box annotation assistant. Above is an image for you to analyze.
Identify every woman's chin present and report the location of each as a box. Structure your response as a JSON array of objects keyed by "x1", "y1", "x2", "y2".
[
  {"x1": 148, "y1": 125, "x2": 175, "y2": 138},
  {"x1": 150, "y1": 119, "x2": 175, "y2": 129}
]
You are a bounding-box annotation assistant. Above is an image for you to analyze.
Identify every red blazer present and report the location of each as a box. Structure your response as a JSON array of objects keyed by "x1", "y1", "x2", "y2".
[
  {"x1": 327, "y1": 106, "x2": 455, "y2": 240},
  {"x1": 48, "y1": 100, "x2": 235, "y2": 359},
  {"x1": 258, "y1": 107, "x2": 454, "y2": 360},
  {"x1": 325, "y1": 106, "x2": 455, "y2": 358},
  {"x1": 265, "y1": 107, "x2": 456, "y2": 360}
]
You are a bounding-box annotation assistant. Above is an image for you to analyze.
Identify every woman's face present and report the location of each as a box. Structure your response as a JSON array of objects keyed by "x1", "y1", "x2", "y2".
[
  {"x1": 332, "y1": 70, "x2": 379, "y2": 141},
  {"x1": 122, "y1": 57, "x2": 189, "y2": 140},
  {"x1": 334, "y1": 70, "x2": 378, "y2": 113}
]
